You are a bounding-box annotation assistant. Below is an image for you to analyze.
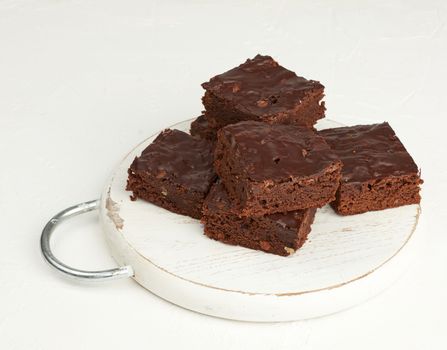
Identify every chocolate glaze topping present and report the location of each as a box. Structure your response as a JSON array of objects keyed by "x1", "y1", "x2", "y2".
[
  {"x1": 129, "y1": 129, "x2": 215, "y2": 192},
  {"x1": 319, "y1": 122, "x2": 419, "y2": 183},
  {"x1": 218, "y1": 121, "x2": 341, "y2": 182},
  {"x1": 202, "y1": 54, "x2": 324, "y2": 116}
]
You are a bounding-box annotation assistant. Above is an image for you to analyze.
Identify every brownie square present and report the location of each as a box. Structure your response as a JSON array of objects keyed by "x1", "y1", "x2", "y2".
[
  {"x1": 189, "y1": 115, "x2": 217, "y2": 141},
  {"x1": 319, "y1": 122, "x2": 423, "y2": 215},
  {"x1": 202, "y1": 54, "x2": 325, "y2": 129},
  {"x1": 214, "y1": 121, "x2": 342, "y2": 217},
  {"x1": 202, "y1": 182, "x2": 316, "y2": 256},
  {"x1": 126, "y1": 129, "x2": 216, "y2": 219}
]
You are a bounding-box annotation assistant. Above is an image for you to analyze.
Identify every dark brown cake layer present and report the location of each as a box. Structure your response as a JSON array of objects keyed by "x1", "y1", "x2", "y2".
[
  {"x1": 319, "y1": 122, "x2": 423, "y2": 215},
  {"x1": 126, "y1": 129, "x2": 216, "y2": 219},
  {"x1": 189, "y1": 115, "x2": 217, "y2": 141},
  {"x1": 214, "y1": 121, "x2": 342, "y2": 217},
  {"x1": 202, "y1": 54, "x2": 325, "y2": 129},
  {"x1": 202, "y1": 182, "x2": 316, "y2": 256}
]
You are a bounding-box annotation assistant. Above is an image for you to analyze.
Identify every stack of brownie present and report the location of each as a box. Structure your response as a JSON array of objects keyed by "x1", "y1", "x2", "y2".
[{"x1": 127, "y1": 55, "x2": 423, "y2": 256}]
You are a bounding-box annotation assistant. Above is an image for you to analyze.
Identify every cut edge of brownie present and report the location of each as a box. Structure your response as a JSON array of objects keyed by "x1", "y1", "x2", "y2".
[
  {"x1": 202, "y1": 182, "x2": 317, "y2": 256},
  {"x1": 219, "y1": 165, "x2": 341, "y2": 217},
  {"x1": 332, "y1": 173, "x2": 422, "y2": 215},
  {"x1": 202, "y1": 85, "x2": 325, "y2": 130},
  {"x1": 127, "y1": 169, "x2": 207, "y2": 219}
]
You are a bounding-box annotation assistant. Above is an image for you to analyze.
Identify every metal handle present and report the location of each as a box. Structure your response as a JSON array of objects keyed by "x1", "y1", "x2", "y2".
[{"x1": 40, "y1": 199, "x2": 134, "y2": 281}]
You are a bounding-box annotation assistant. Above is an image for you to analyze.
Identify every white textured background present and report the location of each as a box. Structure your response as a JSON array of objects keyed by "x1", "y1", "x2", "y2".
[{"x1": 1, "y1": 1, "x2": 446, "y2": 349}]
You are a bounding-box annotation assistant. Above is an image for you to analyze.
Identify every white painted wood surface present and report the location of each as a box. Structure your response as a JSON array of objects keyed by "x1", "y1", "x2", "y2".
[{"x1": 99, "y1": 118, "x2": 420, "y2": 321}]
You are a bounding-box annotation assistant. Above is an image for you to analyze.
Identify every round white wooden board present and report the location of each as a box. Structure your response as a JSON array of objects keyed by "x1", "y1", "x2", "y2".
[{"x1": 100, "y1": 118, "x2": 420, "y2": 322}]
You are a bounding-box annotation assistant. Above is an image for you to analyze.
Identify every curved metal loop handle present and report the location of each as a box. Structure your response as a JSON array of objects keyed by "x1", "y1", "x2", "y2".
[{"x1": 40, "y1": 199, "x2": 134, "y2": 282}]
